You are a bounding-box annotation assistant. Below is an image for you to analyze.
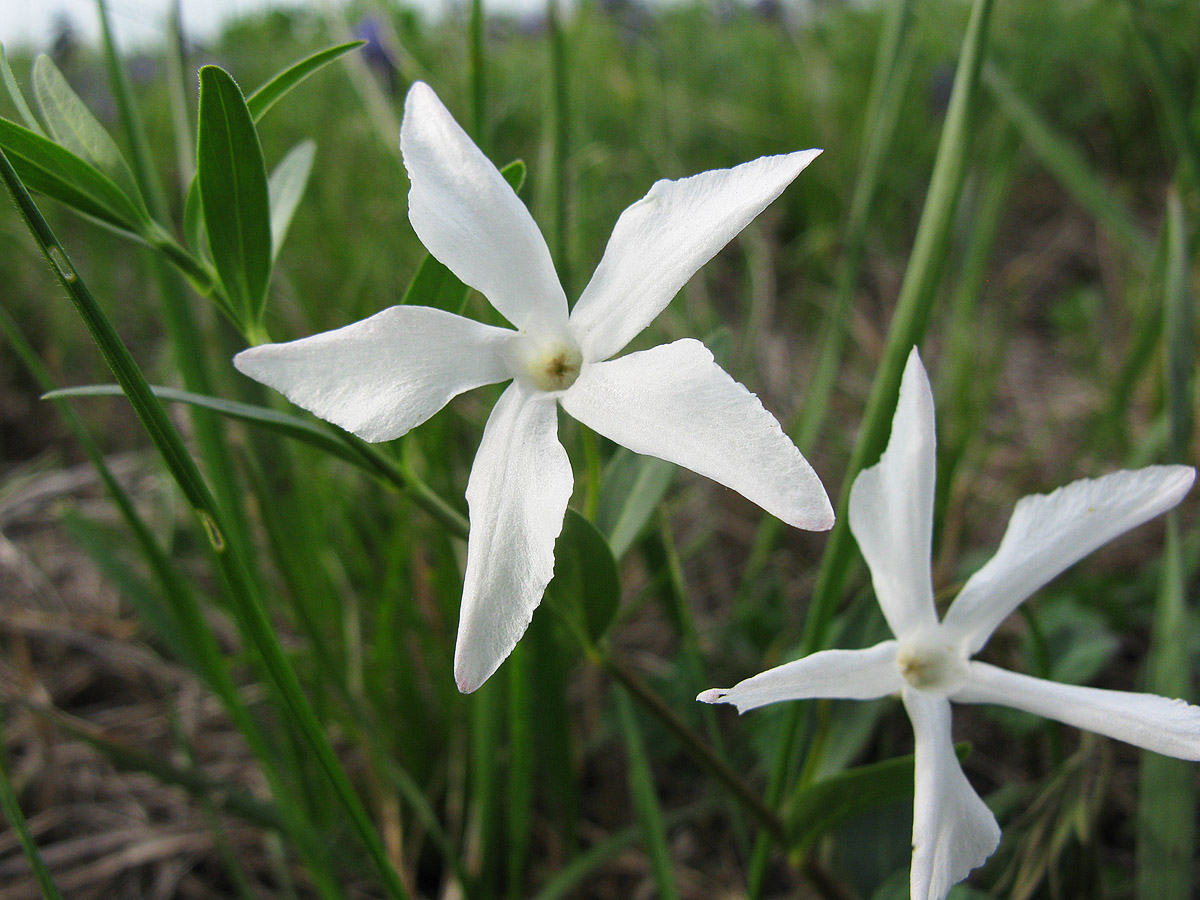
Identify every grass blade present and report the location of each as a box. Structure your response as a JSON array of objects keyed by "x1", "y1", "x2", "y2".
[
  {"x1": 1136, "y1": 188, "x2": 1194, "y2": 900},
  {"x1": 803, "y1": 0, "x2": 997, "y2": 656},
  {"x1": 986, "y1": 66, "x2": 1154, "y2": 264},
  {"x1": 0, "y1": 709, "x2": 67, "y2": 900},
  {"x1": 614, "y1": 686, "x2": 681, "y2": 900}
]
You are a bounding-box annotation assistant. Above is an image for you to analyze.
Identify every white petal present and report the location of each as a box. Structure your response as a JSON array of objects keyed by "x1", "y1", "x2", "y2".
[
  {"x1": 954, "y1": 661, "x2": 1200, "y2": 760},
  {"x1": 942, "y1": 465, "x2": 1195, "y2": 654},
  {"x1": 568, "y1": 150, "x2": 821, "y2": 361},
  {"x1": 697, "y1": 641, "x2": 903, "y2": 713},
  {"x1": 401, "y1": 82, "x2": 568, "y2": 331},
  {"x1": 454, "y1": 383, "x2": 573, "y2": 693},
  {"x1": 234, "y1": 306, "x2": 514, "y2": 442},
  {"x1": 848, "y1": 348, "x2": 939, "y2": 638},
  {"x1": 903, "y1": 690, "x2": 1001, "y2": 900},
  {"x1": 560, "y1": 339, "x2": 833, "y2": 530}
]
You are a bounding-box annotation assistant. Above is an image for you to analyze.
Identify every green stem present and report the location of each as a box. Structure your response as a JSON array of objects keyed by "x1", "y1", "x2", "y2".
[
  {"x1": 802, "y1": 0, "x2": 996, "y2": 657},
  {"x1": 599, "y1": 654, "x2": 785, "y2": 844}
]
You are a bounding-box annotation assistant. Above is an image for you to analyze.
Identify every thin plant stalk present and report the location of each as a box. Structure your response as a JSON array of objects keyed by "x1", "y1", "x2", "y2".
[
  {"x1": 1136, "y1": 187, "x2": 1194, "y2": 900},
  {"x1": 802, "y1": 0, "x2": 997, "y2": 656}
]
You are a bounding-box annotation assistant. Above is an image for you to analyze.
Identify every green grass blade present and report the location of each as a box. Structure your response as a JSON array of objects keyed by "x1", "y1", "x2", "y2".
[
  {"x1": 469, "y1": 0, "x2": 487, "y2": 149},
  {"x1": 32, "y1": 53, "x2": 145, "y2": 212},
  {"x1": 1127, "y1": 10, "x2": 1200, "y2": 196},
  {"x1": 269, "y1": 139, "x2": 316, "y2": 262},
  {"x1": 506, "y1": 645, "x2": 534, "y2": 899},
  {"x1": 594, "y1": 449, "x2": 675, "y2": 561},
  {"x1": 246, "y1": 41, "x2": 365, "y2": 123},
  {"x1": 0, "y1": 709, "x2": 67, "y2": 900},
  {"x1": 614, "y1": 686, "x2": 681, "y2": 900},
  {"x1": 0, "y1": 149, "x2": 407, "y2": 900},
  {"x1": 803, "y1": 0, "x2": 996, "y2": 656},
  {"x1": 0, "y1": 117, "x2": 148, "y2": 233},
  {"x1": 0, "y1": 42, "x2": 45, "y2": 134},
  {"x1": 197, "y1": 65, "x2": 273, "y2": 334},
  {"x1": 531, "y1": 803, "x2": 712, "y2": 900},
  {"x1": 986, "y1": 66, "x2": 1154, "y2": 264},
  {"x1": 1136, "y1": 188, "x2": 1194, "y2": 900}
]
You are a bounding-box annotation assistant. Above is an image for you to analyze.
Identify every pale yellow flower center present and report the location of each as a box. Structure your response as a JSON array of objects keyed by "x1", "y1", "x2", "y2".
[
  {"x1": 522, "y1": 338, "x2": 583, "y2": 392},
  {"x1": 895, "y1": 633, "x2": 968, "y2": 693}
]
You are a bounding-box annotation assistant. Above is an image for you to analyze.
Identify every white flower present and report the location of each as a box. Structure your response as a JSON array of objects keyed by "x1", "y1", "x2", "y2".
[
  {"x1": 235, "y1": 82, "x2": 834, "y2": 693},
  {"x1": 700, "y1": 347, "x2": 1197, "y2": 900}
]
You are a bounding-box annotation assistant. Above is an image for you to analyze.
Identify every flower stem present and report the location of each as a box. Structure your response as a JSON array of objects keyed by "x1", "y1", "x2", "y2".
[{"x1": 598, "y1": 654, "x2": 784, "y2": 844}]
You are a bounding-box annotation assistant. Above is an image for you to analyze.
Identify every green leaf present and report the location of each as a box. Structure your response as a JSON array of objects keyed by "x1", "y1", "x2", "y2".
[
  {"x1": 614, "y1": 688, "x2": 680, "y2": 900},
  {"x1": 32, "y1": 54, "x2": 145, "y2": 213},
  {"x1": 547, "y1": 508, "x2": 620, "y2": 644},
  {"x1": 268, "y1": 139, "x2": 315, "y2": 262},
  {"x1": 986, "y1": 66, "x2": 1153, "y2": 264},
  {"x1": 0, "y1": 42, "x2": 43, "y2": 134},
  {"x1": 197, "y1": 65, "x2": 272, "y2": 330},
  {"x1": 401, "y1": 160, "x2": 526, "y2": 311},
  {"x1": 247, "y1": 41, "x2": 365, "y2": 123},
  {"x1": 0, "y1": 117, "x2": 148, "y2": 234},
  {"x1": 785, "y1": 745, "x2": 970, "y2": 854},
  {"x1": 595, "y1": 449, "x2": 675, "y2": 560},
  {"x1": 44, "y1": 383, "x2": 363, "y2": 469}
]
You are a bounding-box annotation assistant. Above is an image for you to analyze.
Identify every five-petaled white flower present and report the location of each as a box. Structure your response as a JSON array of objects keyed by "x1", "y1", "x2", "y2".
[
  {"x1": 700, "y1": 347, "x2": 1198, "y2": 900},
  {"x1": 235, "y1": 82, "x2": 834, "y2": 694}
]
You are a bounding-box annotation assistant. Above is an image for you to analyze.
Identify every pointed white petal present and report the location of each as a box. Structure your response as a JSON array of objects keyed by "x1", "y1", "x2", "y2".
[
  {"x1": 454, "y1": 383, "x2": 572, "y2": 693},
  {"x1": 848, "y1": 348, "x2": 939, "y2": 638},
  {"x1": 568, "y1": 150, "x2": 821, "y2": 361},
  {"x1": 560, "y1": 339, "x2": 833, "y2": 530},
  {"x1": 955, "y1": 661, "x2": 1200, "y2": 760},
  {"x1": 401, "y1": 82, "x2": 568, "y2": 331},
  {"x1": 234, "y1": 306, "x2": 514, "y2": 442},
  {"x1": 942, "y1": 465, "x2": 1195, "y2": 654},
  {"x1": 698, "y1": 641, "x2": 902, "y2": 713},
  {"x1": 903, "y1": 690, "x2": 1001, "y2": 900}
]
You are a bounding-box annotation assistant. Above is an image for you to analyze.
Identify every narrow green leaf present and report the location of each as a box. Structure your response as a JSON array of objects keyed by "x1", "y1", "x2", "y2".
[
  {"x1": 614, "y1": 687, "x2": 680, "y2": 900},
  {"x1": 0, "y1": 117, "x2": 147, "y2": 233},
  {"x1": 0, "y1": 42, "x2": 44, "y2": 134},
  {"x1": 1137, "y1": 189, "x2": 1193, "y2": 900},
  {"x1": 197, "y1": 65, "x2": 272, "y2": 330},
  {"x1": 32, "y1": 54, "x2": 145, "y2": 212},
  {"x1": 986, "y1": 67, "x2": 1153, "y2": 264},
  {"x1": 785, "y1": 753, "x2": 916, "y2": 854},
  {"x1": 246, "y1": 41, "x2": 365, "y2": 122},
  {"x1": 804, "y1": 0, "x2": 996, "y2": 655},
  {"x1": 0, "y1": 711, "x2": 66, "y2": 900},
  {"x1": 547, "y1": 509, "x2": 620, "y2": 644},
  {"x1": 268, "y1": 139, "x2": 315, "y2": 262},
  {"x1": 401, "y1": 160, "x2": 526, "y2": 311},
  {"x1": 595, "y1": 449, "x2": 675, "y2": 560},
  {"x1": 44, "y1": 383, "x2": 363, "y2": 468}
]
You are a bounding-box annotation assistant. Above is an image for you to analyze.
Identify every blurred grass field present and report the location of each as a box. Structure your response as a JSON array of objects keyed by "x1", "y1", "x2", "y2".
[{"x1": 0, "y1": 0, "x2": 1197, "y2": 897}]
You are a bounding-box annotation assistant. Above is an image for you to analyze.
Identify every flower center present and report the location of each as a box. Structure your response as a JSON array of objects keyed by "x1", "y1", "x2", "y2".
[
  {"x1": 895, "y1": 634, "x2": 968, "y2": 693},
  {"x1": 522, "y1": 338, "x2": 583, "y2": 392}
]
